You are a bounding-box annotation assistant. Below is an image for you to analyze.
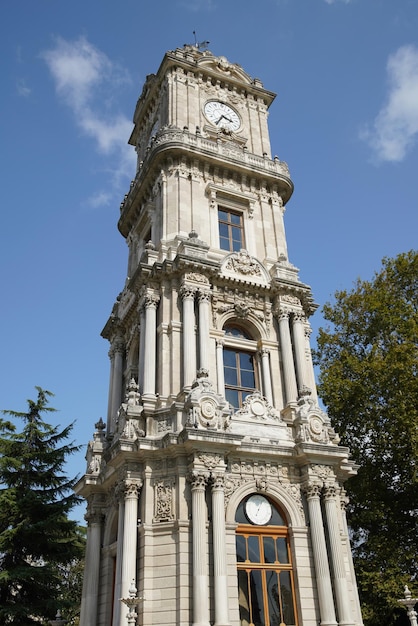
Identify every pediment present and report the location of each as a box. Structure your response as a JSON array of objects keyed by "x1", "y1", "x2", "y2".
[
  {"x1": 221, "y1": 250, "x2": 270, "y2": 286},
  {"x1": 227, "y1": 393, "x2": 291, "y2": 443},
  {"x1": 196, "y1": 54, "x2": 254, "y2": 86}
]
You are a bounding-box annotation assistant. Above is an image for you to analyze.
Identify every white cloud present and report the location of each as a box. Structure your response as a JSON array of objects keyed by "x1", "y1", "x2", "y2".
[
  {"x1": 361, "y1": 44, "x2": 418, "y2": 162},
  {"x1": 41, "y1": 36, "x2": 135, "y2": 186},
  {"x1": 16, "y1": 78, "x2": 31, "y2": 97}
]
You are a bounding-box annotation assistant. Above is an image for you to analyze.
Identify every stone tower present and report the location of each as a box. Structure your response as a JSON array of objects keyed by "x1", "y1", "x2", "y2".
[{"x1": 77, "y1": 46, "x2": 363, "y2": 626}]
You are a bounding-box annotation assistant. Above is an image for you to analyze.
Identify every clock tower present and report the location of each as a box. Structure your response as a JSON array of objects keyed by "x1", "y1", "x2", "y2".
[{"x1": 77, "y1": 46, "x2": 363, "y2": 626}]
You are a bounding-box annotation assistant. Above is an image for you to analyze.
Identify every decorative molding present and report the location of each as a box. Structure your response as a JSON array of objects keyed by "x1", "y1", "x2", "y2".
[{"x1": 154, "y1": 478, "x2": 174, "y2": 522}]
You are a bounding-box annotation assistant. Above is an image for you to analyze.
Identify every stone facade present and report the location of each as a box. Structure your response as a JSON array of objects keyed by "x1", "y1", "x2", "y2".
[{"x1": 76, "y1": 45, "x2": 363, "y2": 626}]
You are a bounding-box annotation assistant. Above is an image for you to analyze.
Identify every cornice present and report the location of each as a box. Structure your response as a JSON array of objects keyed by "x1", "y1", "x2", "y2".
[{"x1": 119, "y1": 126, "x2": 293, "y2": 237}]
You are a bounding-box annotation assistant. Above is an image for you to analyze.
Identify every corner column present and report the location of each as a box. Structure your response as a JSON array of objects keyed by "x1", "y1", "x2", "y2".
[
  {"x1": 211, "y1": 474, "x2": 230, "y2": 626},
  {"x1": 216, "y1": 339, "x2": 225, "y2": 397},
  {"x1": 292, "y1": 312, "x2": 308, "y2": 392},
  {"x1": 304, "y1": 482, "x2": 338, "y2": 626},
  {"x1": 190, "y1": 472, "x2": 210, "y2": 626},
  {"x1": 180, "y1": 285, "x2": 197, "y2": 389},
  {"x1": 259, "y1": 348, "x2": 273, "y2": 405},
  {"x1": 79, "y1": 503, "x2": 103, "y2": 626},
  {"x1": 277, "y1": 310, "x2": 298, "y2": 404},
  {"x1": 323, "y1": 484, "x2": 355, "y2": 626},
  {"x1": 141, "y1": 291, "x2": 160, "y2": 398},
  {"x1": 119, "y1": 478, "x2": 142, "y2": 625},
  {"x1": 108, "y1": 335, "x2": 125, "y2": 434},
  {"x1": 112, "y1": 491, "x2": 125, "y2": 626},
  {"x1": 197, "y1": 289, "x2": 211, "y2": 372}
]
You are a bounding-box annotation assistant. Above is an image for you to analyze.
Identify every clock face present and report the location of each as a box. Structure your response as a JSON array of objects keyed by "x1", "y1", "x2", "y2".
[
  {"x1": 204, "y1": 101, "x2": 241, "y2": 131},
  {"x1": 245, "y1": 494, "x2": 272, "y2": 525}
]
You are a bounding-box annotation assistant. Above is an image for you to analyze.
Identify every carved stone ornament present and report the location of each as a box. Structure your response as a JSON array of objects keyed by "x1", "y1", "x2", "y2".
[
  {"x1": 198, "y1": 453, "x2": 222, "y2": 470},
  {"x1": 227, "y1": 392, "x2": 291, "y2": 443},
  {"x1": 85, "y1": 417, "x2": 107, "y2": 475},
  {"x1": 154, "y1": 479, "x2": 174, "y2": 522},
  {"x1": 221, "y1": 250, "x2": 270, "y2": 285},
  {"x1": 224, "y1": 250, "x2": 262, "y2": 277},
  {"x1": 294, "y1": 387, "x2": 340, "y2": 445},
  {"x1": 185, "y1": 369, "x2": 230, "y2": 430}
]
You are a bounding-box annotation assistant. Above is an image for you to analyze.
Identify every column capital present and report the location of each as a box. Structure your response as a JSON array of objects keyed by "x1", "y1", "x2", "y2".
[
  {"x1": 323, "y1": 483, "x2": 338, "y2": 501},
  {"x1": 211, "y1": 474, "x2": 225, "y2": 491},
  {"x1": 197, "y1": 289, "x2": 211, "y2": 303},
  {"x1": 302, "y1": 481, "x2": 322, "y2": 500},
  {"x1": 188, "y1": 470, "x2": 210, "y2": 490},
  {"x1": 143, "y1": 292, "x2": 160, "y2": 309},
  {"x1": 179, "y1": 284, "x2": 197, "y2": 300}
]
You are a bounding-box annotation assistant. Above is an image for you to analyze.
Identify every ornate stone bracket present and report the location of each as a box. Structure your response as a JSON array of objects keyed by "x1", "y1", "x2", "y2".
[
  {"x1": 294, "y1": 386, "x2": 340, "y2": 445},
  {"x1": 185, "y1": 369, "x2": 231, "y2": 430}
]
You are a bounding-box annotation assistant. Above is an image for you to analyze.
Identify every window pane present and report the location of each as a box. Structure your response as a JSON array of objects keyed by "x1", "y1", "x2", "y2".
[
  {"x1": 265, "y1": 569, "x2": 281, "y2": 626},
  {"x1": 240, "y1": 368, "x2": 255, "y2": 389},
  {"x1": 236, "y1": 535, "x2": 247, "y2": 562},
  {"x1": 270, "y1": 507, "x2": 286, "y2": 526},
  {"x1": 232, "y1": 238, "x2": 242, "y2": 252},
  {"x1": 249, "y1": 570, "x2": 265, "y2": 626},
  {"x1": 226, "y1": 389, "x2": 239, "y2": 409},
  {"x1": 219, "y1": 237, "x2": 230, "y2": 251},
  {"x1": 276, "y1": 537, "x2": 289, "y2": 564},
  {"x1": 219, "y1": 222, "x2": 229, "y2": 239},
  {"x1": 230, "y1": 212, "x2": 241, "y2": 225},
  {"x1": 263, "y1": 536, "x2": 276, "y2": 564},
  {"x1": 238, "y1": 570, "x2": 251, "y2": 626},
  {"x1": 218, "y1": 209, "x2": 228, "y2": 221},
  {"x1": 247, "y1": 536, "x2": 260, "y2": 563},
  {"x1": 223, "y1": 349, "x2": 237, "y2": 368},
  {"x1": 279, "y1": 571, "x2": 296, "y2": 626},
  {"x1": 224, "y1": 367, "x2": 238, "y2": 387},
  {"x1": 239, "y1": 352, "x2": 253, "y2": 369}
]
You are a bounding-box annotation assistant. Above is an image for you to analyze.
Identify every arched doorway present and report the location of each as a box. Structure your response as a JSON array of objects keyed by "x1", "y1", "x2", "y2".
[{"x1": 235, "y1": 494, "x2": 298, "y2": 626}]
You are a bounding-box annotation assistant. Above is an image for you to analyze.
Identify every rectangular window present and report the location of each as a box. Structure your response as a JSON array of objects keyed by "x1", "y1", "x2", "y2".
[{"x1": 218, "y1": 207, "x2": 244, "y2": 252}]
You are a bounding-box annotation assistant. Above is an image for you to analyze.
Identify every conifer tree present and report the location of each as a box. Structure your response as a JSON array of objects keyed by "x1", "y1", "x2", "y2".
[
  {"x1": 315, "y1": 251, "x2": 418, "y2": 626},
  {"x1": 0, "y1": 387, "x2": 85, "y2": 625}
]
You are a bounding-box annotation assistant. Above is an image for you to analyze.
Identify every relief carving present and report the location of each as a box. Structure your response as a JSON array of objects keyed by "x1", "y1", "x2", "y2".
[{"x1": 154, "y1": 479, "x2": 174, "y2": 522}]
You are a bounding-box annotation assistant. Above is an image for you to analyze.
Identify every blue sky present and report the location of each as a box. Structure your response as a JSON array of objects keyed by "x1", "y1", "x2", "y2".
[{"x1": 1, "y1": 0, "x2": 417, "y2": 522}]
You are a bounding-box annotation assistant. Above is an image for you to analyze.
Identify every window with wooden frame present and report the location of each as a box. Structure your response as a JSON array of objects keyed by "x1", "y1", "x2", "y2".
[
  {"x1": 223, "y1": 325, "x2": 257, "y2": 409},
  {"x1": 235, "y1": 496, "x2": 298, "y2": 626},
  {"x1": 218, "y1": 207, "x2": 245, "y2": 252}
]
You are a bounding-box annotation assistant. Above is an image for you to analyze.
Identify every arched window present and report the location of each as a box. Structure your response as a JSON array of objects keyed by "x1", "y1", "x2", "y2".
[
  {"x1": 235, "y1": 495, "x2": 298, "y2": 626},
  {"x1": 223, "y1": 325, "x2": 257, "y2": 409}
]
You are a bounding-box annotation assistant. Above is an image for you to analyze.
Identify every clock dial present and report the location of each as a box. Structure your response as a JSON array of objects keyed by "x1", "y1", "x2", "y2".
[
  {"x1": 204, "y1": 101, "x2": 241, "y2": 131},
  {"x1": 245, "y1": 494, "x2": 272, "y2": 525}
]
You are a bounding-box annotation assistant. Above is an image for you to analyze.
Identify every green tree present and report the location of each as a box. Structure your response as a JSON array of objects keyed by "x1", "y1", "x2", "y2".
[
  {"x1": 315, "y1": 251, "x2": 418, "y2": 626},
  {"x1": 0, "y1": 387, "x2": 85, "y2": 625}
]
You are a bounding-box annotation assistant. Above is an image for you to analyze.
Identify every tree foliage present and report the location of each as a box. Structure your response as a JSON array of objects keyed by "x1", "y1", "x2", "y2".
[
  {"x1": 315, "y1": 251, "x2": 418, "y2": 626},
  {"x1": 0, "y1": 387, "x2": 85, "y2": 625}
]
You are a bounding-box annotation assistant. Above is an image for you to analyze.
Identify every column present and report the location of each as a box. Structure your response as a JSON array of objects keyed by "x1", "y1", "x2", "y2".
[
  {"x1": 216, "y1": 339, "x2": 225, "y2": 397},
  {"x1": 142, "y1": 292, "x2": 159, "y2": 398},
  {"x1": 106, "y1": 348, "x2": 115, "y2": 436},
  {"x1": 79, "y1": 506, "x2": 103, "y2": 626},
  {"x1": 260, "y1": 348, "x2": 273, "y2": 405},
  {"x1": 198, "y1": 290, "x2": 211, "y2": 372},
  {"x1": 304, "y1": 483, "x2": 338, "y2": 626},
  {"x1": 211, "y1": 475, "x2": 230, "y2": 626},
  {"x1": 180, "y1": 285, "x2": 197, "y2": 389},
  {"x1": 190, "y1": 472, "x2": 210, "y2": 626},
  {"x1": 292, "y1": 312, "x2": 308, "y2": 393},
  {"x1": 119, "y1": 479, "x2": 142, "y2": 622},
  {"x1": 340, "y1": 489, "x2": 363, "y2": 626},
  {"x1": 323, "y1": 484, "x2": 355, "y2": 626},
  {"x1": 111, "y1": 338, "x2": 125, "y2": 425},
  {"x1": 112, "y1": 494, "x2": 125, "y2": 626},
  {"x1": 277, "y1": 310, "x2": 298, "y2": 404},
  {"x1": 138, "y1": 306, "x2": 145, "y2": 394}
]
